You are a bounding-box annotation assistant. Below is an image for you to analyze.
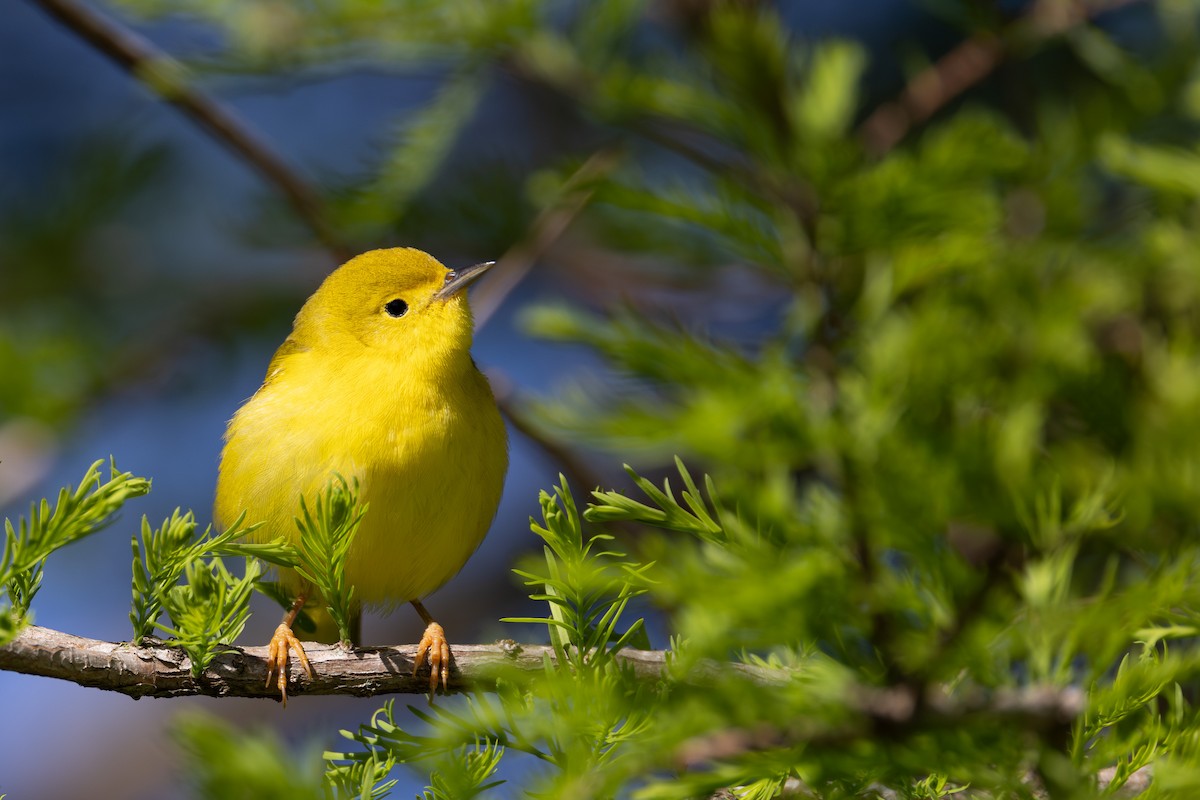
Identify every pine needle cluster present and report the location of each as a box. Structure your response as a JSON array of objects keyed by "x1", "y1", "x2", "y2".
[{"x1": 10, "y1": 0, "x2": 1200, "y2": 798}]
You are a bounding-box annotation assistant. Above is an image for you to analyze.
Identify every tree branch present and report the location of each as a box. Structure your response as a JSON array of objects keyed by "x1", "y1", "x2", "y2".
[
  {"x1": 2, "y1": 622, "x2": 1085, "y2": 751},
  {"x1": 30, "y1": 0, "x2": 349, "y2": 260},
  {"x1": 676, "y1": 683, "x2": 1085, "y2": 766},
  {"x1": 858, "y1": 0, "x2": 1149, "y2": 156},
  {"x1": 471, "y1": 147, "x2": 623, "y2": 331},
  {"x1": 489, "y1": 372, "x2": 606, "y2": 495},
  {"x1": 500, "y1": 54, "x2": 821, "y2": 245},
  {"x1": 0, "y1": 624, "x2": 761, "y2": 700}
]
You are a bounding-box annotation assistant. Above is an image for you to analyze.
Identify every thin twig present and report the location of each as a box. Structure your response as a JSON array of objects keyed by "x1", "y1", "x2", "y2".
[
  {"x1": 488, "y1": 370, "x2": 606, "y2": 494},
  {"x1": 859, "y1": 34, "x2": 1003, "y2": 157},
  {"x1": 859, "y1": 0, "x2": 1149, "y2": 156},
  {"x1": 472, "y1": 147, "x2": 624, "y2": 330},
  {"x1": 469, "y1": 155, "x2": 626, "y2": 501},
  {"x1": 30, "y1": 0, "x2": 348, "y2": 261},
  {"x1": 626, "y1": 116, "x2": 820, "y2": 240}
]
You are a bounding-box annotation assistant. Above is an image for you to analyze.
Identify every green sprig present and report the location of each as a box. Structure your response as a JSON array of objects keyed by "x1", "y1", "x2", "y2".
[
  {"x1": 292, "y1": 475, "x2": 368, "y2": 646},
  {"x1": 586, "y1": 457, "x2": 726, "y2": 544},
  {"x1": 1, "y1": 459, "x2": 150, "y2": 644},
  {"x1": 130, "y1": 508, "x2": 294, "y2": 641},
  {"x1": 325, "y1": 699, "x2": 502, "y2": 800},
  {"x1": 504, "y1": 477, "x2": 652, "y2": 668},
  {"x1": 155, "y1": 556, "x2": 260, "y2": 676}
]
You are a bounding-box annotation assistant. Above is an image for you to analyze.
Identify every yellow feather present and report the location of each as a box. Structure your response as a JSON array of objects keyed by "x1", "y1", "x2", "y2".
[{"x1": 214, "y1": 247, "x2": 507, "y2": 617}]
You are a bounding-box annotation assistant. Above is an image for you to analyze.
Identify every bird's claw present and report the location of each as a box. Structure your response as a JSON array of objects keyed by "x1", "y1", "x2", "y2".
[
  {"x1": 265, "y1": 622, "x2": 314, "y2": 706},
  {"x1": 413, "y1": 621, "x2": 451, "y2": 698}
]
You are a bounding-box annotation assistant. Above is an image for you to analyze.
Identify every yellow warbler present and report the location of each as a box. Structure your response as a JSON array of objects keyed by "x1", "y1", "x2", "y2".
[{"x1": 214, "y1": 247, "x2": 508, "y2": 701}]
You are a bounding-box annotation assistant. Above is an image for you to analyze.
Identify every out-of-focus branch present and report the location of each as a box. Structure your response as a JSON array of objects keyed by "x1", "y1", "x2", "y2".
[
  {"x1": 676, "y1": 683, "x2": 1085, "y2": 767},
  {"x1": 30, "y1": 0, "x2": 348, "y2": 261},
  {"x1": 500, "y1": 54, "x2": 821, "y2": 246},
  {"x1": 859, "y1": 33, "x2": 1003, "y2": 157},
  {"x1": 488, "y1": 370, "x2": 605, "y2": 494},
  {"x1": 473, "y1": 147, "x2": 623, "y2": 330},
  {"x1": 471, "y1": 149, "x2": 625, "y2": 493},
  {"x1": 859, "y1": 0, "x2": 1149, "y2": 156}
]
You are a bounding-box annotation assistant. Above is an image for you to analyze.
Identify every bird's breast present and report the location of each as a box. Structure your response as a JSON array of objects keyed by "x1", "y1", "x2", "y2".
[{"x1": 219, "y1": 350, "x2": 507, "y2": 605}]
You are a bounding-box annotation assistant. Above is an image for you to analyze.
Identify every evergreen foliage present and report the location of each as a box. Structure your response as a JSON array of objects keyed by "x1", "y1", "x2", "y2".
[
  {"x1": 1, "y1": 460, "x2": 150, "y2": 644},
  {"x1": 325, "y1": 479, "x2": 655, "y2": 798},
  {"x1": 1, "y1": 465, "x2": 356, "y2": 676},
  {"x1": 128, "y1": 504, "x2": 299, "y2": 672},
  {"x1": 125, "y1": 476, "x2": 368, "y2": 671},
  {"x1": 9, "y1": 0, "x2": 1200, "y2": 797},
  {"x1": 291, "y1": 475, "x2": 369, "y2": 645},
  {"x1": 130, "y1": 508, "x2": 289, "y2": 641},
  {"x1": 155, "y1": 555, "x2": 261, "y2": 676},
  {"x1": 173, "y1": 711, "x2": 328, "y2": 800}
]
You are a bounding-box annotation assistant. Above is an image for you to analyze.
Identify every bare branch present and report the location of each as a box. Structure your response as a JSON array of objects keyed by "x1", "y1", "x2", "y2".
[
  {"x1": 0, "y1": 624, "x2": 1120, "y2": 798},
  {"x1": 2, "y1": 624, "x2": 781, "y2": 700},
  {"x1": 2, "y1": 623, "x2": 1085, "y2": 756},
  {"x1": 30, "y1": 0, "x2": 348, "y2": 260}
]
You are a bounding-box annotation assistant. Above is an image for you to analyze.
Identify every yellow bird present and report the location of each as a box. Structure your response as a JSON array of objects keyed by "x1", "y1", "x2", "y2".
[{"x1": 214, "y1": 247, "x2": 508, "y2": 701}]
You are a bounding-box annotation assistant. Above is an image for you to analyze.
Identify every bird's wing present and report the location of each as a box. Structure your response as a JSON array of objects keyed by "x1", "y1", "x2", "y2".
[{"x1": 260, "y1": 336, "x2": 307, "y2": 389}]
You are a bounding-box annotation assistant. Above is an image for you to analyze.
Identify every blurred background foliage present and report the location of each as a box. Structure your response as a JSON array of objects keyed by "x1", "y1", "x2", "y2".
[{"x1": 7, "y1": 0, "x2": 1200, "y2": 797}]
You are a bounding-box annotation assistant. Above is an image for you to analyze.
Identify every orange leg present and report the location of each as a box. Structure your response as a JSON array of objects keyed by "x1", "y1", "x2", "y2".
[
  {"x1": 264, "y1": 592, "x2": 315, "y2": 706},
  {"x1": 411, "y1": 599, "x2": 451, "y2": 697}
]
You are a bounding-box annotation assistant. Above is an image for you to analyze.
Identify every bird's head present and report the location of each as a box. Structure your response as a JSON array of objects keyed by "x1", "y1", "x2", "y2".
[{"x1": 293, "y1": 248, "x2": 494, "y2": 361}]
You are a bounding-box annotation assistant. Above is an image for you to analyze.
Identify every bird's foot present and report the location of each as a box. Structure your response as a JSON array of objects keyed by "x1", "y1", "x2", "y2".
[
  {"x1": 413, "y1": 621, "x2": 451, "y2": 697},
  {"x1": 265, "y1": 622, "x2": 314, "y2": 706}
]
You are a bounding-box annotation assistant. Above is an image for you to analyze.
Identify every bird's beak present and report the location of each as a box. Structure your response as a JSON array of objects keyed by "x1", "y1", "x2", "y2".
[{"x1": 433, "y1": 261, "x2": 496, "y2": 302}]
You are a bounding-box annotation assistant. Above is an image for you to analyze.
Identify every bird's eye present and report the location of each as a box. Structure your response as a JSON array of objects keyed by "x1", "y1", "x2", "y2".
[
  {"x1": 384, "y1": 299, "x2": 408, "y2": 318},
  {"x1": 443, "y1": 271, "x2": 457, "y2": 285}
]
